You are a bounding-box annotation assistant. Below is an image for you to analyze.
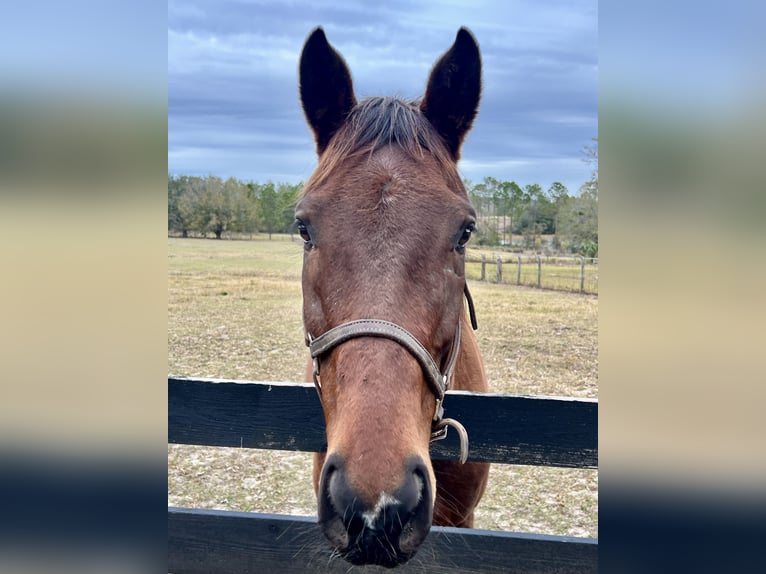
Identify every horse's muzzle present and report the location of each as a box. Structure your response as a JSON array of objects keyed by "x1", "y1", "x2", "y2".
[{"x1": 317, "y1": 453, "x2": 433, "y2": 567}]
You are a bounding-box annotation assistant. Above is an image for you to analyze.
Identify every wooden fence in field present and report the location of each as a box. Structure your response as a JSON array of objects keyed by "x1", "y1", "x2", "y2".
[
  {"x1": 466, "y1": 255, "x2": 598, "y2": 295},
  {"x1": 168, "y1": 376, "x2": 598, "y2": 573}
]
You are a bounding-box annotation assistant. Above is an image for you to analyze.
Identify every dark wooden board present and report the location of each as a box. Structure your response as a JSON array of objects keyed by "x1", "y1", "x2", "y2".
[
  {"x1": 168, "y1": 506, "x2": 598, "y2": 574},
  {"x1": 168, "y1": 377, "x2": 597, "y2": 468}
]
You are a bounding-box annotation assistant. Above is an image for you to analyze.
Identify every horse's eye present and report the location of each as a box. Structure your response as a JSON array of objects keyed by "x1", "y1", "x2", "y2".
[
  {"x1": 295, "y1": 220, "x2": 312, "y2": 246},
  {"x1": 457, "y1": 223, "x2": 475, "y2": 251}
]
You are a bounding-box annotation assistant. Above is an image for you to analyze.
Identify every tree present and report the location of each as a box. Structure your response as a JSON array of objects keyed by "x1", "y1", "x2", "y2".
[
  {"x1": 502, "y1": 180, "x2": 525, "y2": 247},
  {"x1": 277, "y1": 182, "x2": 302, "y2": 238},
  {"x1": 467, "y1": 178, "x2": 495, "y2": 244},
  {"x1": 555, "y1": 192, "x2": 597, "y2": 256},
  {"x1": 555, "y1": 140, "x2": 598, "y2": 256},
  {"x1": 168, "y1": 175, "x2": 303, "y2": 240},
  {"x1": 197, "y1": 176, "x2": 238, "y2": 239},
  {"x1": 547, "y1": 182, "x2": 569, "y2": 248},
  {"x1": 168, "y1": 174, "x2": 192, "y2": 236},
  {"x1": 581, "y1": 138, "x2": 598, "y2": 200},
  {"x1": 548, "y1": 181, "x2": 569, "y2": 206},
  {"x1": 176, "y1": 176, "x2": 207, "y2": 237},
  {"x1": 493, "y1": 178, "x2": 510, "y2": 245},
  {"x1": 483, "y1": 177, "x2": 503, "y2": 244},
  {"x1": 519, "y1": 183, "x2": 553, "y2": 249},
  {"x1": 233, "y1": 179, "x2": 260, "y2": 236},
  {"x1": 255, "y1": 182, "x2": 283, "y2": 239}
]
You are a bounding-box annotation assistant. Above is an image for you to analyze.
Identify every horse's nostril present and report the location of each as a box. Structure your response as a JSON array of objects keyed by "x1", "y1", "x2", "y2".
[{"x1": 397, "y1": 461, "x2": 432, "y2": 554}]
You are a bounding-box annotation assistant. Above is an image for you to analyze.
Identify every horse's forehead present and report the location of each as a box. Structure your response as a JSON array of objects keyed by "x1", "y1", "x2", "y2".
[
  {"x1": 371, "y1": 146, "x2": 420, "y2": 174},
  {"x1": 322, "y1": 146, "x2": 454, "y2": 202}
]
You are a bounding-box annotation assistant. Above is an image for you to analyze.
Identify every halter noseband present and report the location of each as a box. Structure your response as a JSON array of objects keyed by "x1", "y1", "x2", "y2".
[{"x1": 305, "y1": 285, "x2": 477, "y2": 464}]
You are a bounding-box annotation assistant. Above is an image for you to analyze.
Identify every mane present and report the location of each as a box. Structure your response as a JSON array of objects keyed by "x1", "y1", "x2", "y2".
[{"x1": 303, "y1": 96, "x2": 462, "y2": 193}]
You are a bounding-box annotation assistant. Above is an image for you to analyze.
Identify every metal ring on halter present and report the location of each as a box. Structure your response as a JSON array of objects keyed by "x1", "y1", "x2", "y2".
[
  {"x1": 311, "y1": 357, "x2": 322, "y2": 397},
  {"x1": 306, "y1": 333, "x2": 323, "y2": 398},
  {"x1": 431, "y1": 418, "x2": 470, "y2": 464}
]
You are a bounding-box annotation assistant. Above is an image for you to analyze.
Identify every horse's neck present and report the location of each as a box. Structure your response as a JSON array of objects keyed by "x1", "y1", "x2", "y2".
[{"x1": 453, "y1": 318, "x2": 488, "y2": 392}]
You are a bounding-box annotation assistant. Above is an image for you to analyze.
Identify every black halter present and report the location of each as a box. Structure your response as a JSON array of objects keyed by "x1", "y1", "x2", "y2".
[{"x1": 305, "y1": 285, "x2": 477, "y2": 463}]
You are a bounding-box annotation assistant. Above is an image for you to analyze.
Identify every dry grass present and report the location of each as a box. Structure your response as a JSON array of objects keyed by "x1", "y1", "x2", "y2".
[{"x1": 168, "y1": 237, "x2": 598, "y2": 537}]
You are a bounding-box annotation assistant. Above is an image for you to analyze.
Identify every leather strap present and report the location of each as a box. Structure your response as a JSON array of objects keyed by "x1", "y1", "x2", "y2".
[
  {"x1": 464, "y1": 283, "x2": 478, "y2": 331},
  {"x1": 305, "y1": 282, "x2": 478, "y2": 462},
  {"x1": 308, "y1": 319, "x2": 460, "y2": 421}
]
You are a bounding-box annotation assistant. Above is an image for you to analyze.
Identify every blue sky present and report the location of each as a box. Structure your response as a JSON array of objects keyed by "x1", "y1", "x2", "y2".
[{"x1": 168, "y1": 0, "x2": 597, "y2": 194}]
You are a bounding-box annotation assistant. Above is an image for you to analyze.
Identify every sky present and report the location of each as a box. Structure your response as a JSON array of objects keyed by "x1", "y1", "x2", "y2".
[{"x1": 168, "y1": 0, "x2": 597, "y2": 194}]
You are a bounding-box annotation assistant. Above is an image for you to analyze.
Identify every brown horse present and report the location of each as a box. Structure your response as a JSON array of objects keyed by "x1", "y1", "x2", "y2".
[{"x1": 296, "y1": 27, "x2": 490, "y2": 567}]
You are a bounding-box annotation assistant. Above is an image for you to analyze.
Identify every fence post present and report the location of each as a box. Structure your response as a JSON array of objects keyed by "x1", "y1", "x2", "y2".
[
  {"x1": 481, "y1": 254, "x2": 486, "y2": 282},
  {"x1": 579, "y1": 256, "x2": 585, "y2": 293},
  {"x1": 536, "y1": 255, "x2": 542, "y2": 288},
  {"x1": 496, "y1": 254, "x2": 503, "y2": 284},
  {"x1": 517, "y1": 255, "x2": 522, "y2": 285}
]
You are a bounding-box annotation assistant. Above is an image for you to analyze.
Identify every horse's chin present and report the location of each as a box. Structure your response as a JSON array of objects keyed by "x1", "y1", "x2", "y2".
[
  {"x1": 324, "y1": 521, "x2": 430, "y2": 568},
  {"x1": 342, "y1": 534, "x2": 424, "y2": 568}
]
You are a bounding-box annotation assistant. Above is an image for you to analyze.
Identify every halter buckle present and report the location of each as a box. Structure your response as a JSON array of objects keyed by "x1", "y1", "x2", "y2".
[
  {"x1": 430, "y1": 424, "x2": 449, "y2": 442},
  {"x1": 433, "y1": 396, "x2": 444, "y2": 422}
]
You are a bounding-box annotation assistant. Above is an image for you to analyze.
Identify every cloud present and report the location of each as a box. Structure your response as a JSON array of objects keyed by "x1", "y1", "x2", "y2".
[{"x1": 168, "y1": 0, "x2": 597, "y2": 192}]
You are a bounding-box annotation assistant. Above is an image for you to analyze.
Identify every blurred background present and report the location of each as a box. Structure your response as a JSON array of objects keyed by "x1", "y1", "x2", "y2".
[{"x1": 1, "y1": 1, "x2": 765, "y2": 572}]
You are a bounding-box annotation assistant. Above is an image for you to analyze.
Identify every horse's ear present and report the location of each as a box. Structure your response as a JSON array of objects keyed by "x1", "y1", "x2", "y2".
[
  {"x1": 420, "y1": 28, "x2": 482, "y2": 159},
  {"x1": 299, "y1": 27, "x2": 357, "y2": 155}
]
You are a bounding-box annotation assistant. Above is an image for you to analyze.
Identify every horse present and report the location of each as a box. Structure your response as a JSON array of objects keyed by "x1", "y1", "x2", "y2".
[{"x1": 296, "y1": 26, "x2": 490, "y2": 567}]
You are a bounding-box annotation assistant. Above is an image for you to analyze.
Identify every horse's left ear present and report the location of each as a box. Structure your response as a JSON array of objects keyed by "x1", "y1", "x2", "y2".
[{"x1": 421, "y1": 28, "x2": 482, "y2": 160}]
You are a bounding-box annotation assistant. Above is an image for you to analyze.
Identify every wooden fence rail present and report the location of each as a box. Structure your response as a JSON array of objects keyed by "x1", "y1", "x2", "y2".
[
  {"x1": 168, "y1": 376, "x2": 598, "y2": 573},
  {"x1": 467, "y1": 255, "x2": 598, "y2": 294}
]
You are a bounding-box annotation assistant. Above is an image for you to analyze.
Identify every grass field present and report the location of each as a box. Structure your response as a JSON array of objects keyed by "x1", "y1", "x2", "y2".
[{"x1": 168, "y1": 237, "x2": 598, "y2": 537}]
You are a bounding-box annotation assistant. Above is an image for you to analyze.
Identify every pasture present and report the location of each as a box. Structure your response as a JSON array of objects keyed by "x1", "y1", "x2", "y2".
[{"x1": 168, "y1": 237, "x2": 598, "y2": 537}]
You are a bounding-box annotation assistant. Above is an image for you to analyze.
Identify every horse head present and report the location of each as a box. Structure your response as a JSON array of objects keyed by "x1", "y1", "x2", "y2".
[{"x1": 297, "y1": 26, "x2": 482, "y2": 567}]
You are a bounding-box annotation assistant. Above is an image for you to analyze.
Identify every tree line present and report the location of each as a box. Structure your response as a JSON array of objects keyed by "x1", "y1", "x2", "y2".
[
  {"x1": 465, "y1": 177, "x2": 597, "y2": 257},
  {"x1": 168, "y1": 141, "x2": 597, "y2": 255},
  {"x1": 464, "y1": 141, "x2": 598, "y2": 256},
  {"x1": 168, "y1": 176, "x2": 301, "y2": 240}
]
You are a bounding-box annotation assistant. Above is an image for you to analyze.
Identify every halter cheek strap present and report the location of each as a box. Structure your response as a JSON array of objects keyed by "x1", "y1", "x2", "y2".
[{"x1": 305, "y1": 284, "x2": 478, "y2": 464}]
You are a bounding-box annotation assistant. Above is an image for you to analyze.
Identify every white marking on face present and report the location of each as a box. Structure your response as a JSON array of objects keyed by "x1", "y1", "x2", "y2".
[{"x1": 362, "y1": 493, "x2": 400, "y2": 529}]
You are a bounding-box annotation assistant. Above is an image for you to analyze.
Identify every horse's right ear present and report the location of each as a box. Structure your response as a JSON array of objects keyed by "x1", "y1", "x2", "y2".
[{"x1": 299, "y1": 27, "x2": 357, "y2": 155}]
